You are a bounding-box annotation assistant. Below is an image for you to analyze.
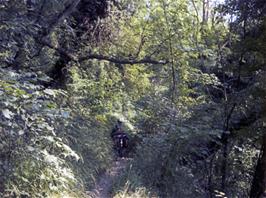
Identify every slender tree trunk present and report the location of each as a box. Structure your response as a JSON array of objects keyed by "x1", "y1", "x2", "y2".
[
  {"x1": 162, "y1": 1, "x2": 177, "y2": 102},
  {"x1": 221, "y1": 59, "x2": 228, "y2": 192},
  {"x1": 250, "y1": 132, "x2": 266, "y2": 198},
  {"x1": 202, "y1": 0, "x2": 206, "y2": 23},
  {"x1": 220, "y1": 50, "x2": 236, "y2": 191},
  {"x1": 221, "y1": 133, "x2": 228, "y2": 190},
  {"x1": 202, "y1": 0, "x2": 209, "y2": 24},
  {"x1": 208, "y1": 154, "x2": 215, "y2": 198}
]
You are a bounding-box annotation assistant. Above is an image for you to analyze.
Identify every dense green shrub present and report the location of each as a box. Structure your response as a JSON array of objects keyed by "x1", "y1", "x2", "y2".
[{"x1": 0, "y1": 68, "x2": 113, "y2": 197}]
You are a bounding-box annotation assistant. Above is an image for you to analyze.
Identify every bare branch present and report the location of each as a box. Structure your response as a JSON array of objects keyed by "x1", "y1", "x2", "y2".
[
  {"x1": 40, "y1": 38, "x2": 168, "y2": 65},
  {"x1": 28, "y1": 0, "x2": 81, "y2": 60},
  {"x1": 43, "y1": 0, "x2": 81, "y2": 38},
  {"x1": 79, "y1": 54, "x2": 168, "y2": 65}
]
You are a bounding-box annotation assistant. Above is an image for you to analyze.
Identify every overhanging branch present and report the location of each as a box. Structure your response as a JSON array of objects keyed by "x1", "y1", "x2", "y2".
[
  {"x1": 31, "y1": 0, "x2": 168, "y2": 66},
  {"x1": 40, "y1": 38, "x2": 168, "y2": 65},
  {"x1": 79, "y1": 54, "x2": 168, "y2": 65}
]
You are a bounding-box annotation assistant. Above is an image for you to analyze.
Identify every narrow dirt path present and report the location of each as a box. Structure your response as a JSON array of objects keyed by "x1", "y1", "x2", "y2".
[{"x1": 87, "y1": 158, "x2": 130, "y2": 198}]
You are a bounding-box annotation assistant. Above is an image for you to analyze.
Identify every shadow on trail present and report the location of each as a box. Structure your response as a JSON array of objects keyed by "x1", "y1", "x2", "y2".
[{"x1": 87, "y1": 158, "x2": 132, "y2": 198}]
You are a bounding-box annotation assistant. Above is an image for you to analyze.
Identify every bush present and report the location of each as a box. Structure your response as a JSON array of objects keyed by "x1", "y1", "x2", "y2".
[{"x1": 0, "y1": 68, "x2": 113, "y2": 197}]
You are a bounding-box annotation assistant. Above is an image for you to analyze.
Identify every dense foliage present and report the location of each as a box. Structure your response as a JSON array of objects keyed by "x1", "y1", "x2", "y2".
[{"x1": 0, "y1": 0, "x2": 265, "y2": 197}]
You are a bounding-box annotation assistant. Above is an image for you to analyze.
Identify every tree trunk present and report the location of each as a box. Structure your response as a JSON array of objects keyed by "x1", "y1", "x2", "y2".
[
  {"x1": 250, "y1": 132, "x2": 266, "y2": 198},
  {"x1": 49, "y1": 53, "x2": 72, "y2": 88},
  {"x1": 202, "y1": 0, "x2": 209, "y2": 24}
]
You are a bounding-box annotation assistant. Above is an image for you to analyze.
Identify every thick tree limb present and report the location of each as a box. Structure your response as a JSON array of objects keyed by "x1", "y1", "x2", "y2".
[
  {"x1": 79, "y1": 54, "x2": 168, "y2": 65},
  {"x1": 40, "y1": 38, "x2": 168, "y2": 65},
  {"x1": 43, "y1": 0, "x2": 81, "y2": 37},
  {"x1": 26, "y1": 0, "x2": 81, "y2": 61},
  {"x1": 31, "y1": 0, "x2": 168, "y2": 65},
  {"x1": 250, "y1": 130, "x2": 266, "y2": 198}
]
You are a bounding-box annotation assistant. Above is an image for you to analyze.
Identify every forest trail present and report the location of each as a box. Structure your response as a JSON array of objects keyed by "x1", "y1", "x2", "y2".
[{"x1": 87, "y1": 158, "x2": 130, "y2": 198}]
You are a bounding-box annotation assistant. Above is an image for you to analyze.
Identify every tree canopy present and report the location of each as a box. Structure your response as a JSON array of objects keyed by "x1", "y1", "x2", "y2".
[{"x1": 0, "y1": 0, "x2": 265, "y2": 197}]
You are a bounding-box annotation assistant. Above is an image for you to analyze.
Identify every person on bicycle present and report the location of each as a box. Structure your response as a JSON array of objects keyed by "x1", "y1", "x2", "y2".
[
  {"x1": 111, "y1": 120, "x2": 123, "y2": 139},
  {"x1": 111, "y1": 120, "x2": 129, "y2": 156}
]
